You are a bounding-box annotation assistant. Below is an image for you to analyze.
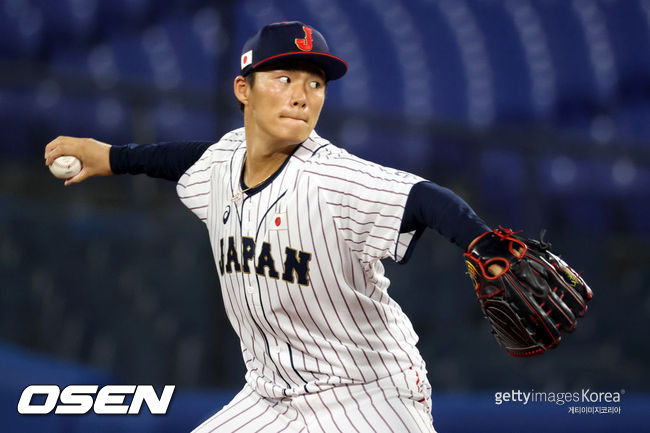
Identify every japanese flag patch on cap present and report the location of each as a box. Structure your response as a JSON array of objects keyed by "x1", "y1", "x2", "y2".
[{"x1": 241, "y1": 50, "x2": 253, "y2": 69}]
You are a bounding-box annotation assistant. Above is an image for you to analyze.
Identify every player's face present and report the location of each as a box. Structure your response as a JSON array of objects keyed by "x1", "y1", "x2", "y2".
[{"x1": 241, "y1": 67, "x2": 326, "y2": 147}]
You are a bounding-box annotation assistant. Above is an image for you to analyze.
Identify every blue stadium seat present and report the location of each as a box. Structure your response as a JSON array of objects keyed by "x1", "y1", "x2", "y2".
[{"x1": 465, "y1": 1, "x2": 533, "y2": 122}]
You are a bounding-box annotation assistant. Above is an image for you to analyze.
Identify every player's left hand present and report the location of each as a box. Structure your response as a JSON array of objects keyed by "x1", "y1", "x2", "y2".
[{"x1": 464, "y1": 228, "x2": 593, "y2": 357}]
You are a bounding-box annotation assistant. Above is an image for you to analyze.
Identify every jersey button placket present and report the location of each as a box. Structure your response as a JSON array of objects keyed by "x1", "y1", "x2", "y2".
[
  {"x1": 246, "y1": 284, "x2": 259, "y2": 306},
  {"x1": 270, "y1": 345, "x2": 282, "y2": 363}
]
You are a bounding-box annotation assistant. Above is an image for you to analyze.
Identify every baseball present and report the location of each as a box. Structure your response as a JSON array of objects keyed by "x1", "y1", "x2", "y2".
[{"x1": 49, "y1": 155, "x2": 82, "y2": 179}]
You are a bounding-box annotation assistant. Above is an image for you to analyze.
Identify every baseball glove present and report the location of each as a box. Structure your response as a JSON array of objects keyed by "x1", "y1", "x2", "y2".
[{"x1": 464, "y1": 228, "x2": 593, "y2": 357}]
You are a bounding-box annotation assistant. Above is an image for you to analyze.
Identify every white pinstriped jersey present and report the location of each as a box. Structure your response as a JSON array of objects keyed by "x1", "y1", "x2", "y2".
[{"x1": 177, "y1": 127, "x2": 429, "y2": 400}]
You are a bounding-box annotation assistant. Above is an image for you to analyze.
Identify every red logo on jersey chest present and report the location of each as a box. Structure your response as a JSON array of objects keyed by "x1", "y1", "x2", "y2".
[{"x1": 295, "y1": 26, "x2": 313, "y2": 51}]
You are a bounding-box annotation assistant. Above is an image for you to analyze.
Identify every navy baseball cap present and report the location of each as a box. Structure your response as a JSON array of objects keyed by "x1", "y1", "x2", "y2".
[{"x1": 240, "y1": 21, "x2": 348, "y2": 81}]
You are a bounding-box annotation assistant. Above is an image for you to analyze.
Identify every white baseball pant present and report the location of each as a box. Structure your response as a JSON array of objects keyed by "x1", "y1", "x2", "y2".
[{"x1": 192, "y1": 370, "x2": 436, "y2": 433}]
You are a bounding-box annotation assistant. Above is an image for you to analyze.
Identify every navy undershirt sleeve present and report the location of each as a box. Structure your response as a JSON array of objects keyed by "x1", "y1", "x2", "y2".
[
  {"x1": 109, "y1": 141, "x2": 213, "y2": 182},
  {"x1": 400, "y1": 181, "x2": 490, "y2": 251}
]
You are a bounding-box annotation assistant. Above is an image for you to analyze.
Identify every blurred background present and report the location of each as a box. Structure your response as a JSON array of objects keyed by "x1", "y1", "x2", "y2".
[{"x1": 0, "y1": 0, "x2": 648, "y2": 431}]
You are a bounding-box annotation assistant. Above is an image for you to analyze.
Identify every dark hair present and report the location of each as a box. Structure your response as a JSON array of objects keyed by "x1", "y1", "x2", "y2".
[{"x1": 237, "y1": 59, "x2": 327, "y2": 113}]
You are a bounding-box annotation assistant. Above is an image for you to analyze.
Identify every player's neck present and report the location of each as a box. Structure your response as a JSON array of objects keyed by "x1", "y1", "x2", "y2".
[{"x1": 243, "y1": 141, "x2": 297, "y2": 187}]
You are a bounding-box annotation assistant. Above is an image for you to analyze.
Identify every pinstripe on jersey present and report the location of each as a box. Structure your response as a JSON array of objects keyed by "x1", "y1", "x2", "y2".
[{"x1": 178, "y1": 127, "x2": 431, "y2": 408}]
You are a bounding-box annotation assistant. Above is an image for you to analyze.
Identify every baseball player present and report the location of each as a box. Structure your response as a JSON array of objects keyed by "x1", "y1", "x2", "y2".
[{"x1": 44, "y1": 21, "x2": 591, "y2": 433}]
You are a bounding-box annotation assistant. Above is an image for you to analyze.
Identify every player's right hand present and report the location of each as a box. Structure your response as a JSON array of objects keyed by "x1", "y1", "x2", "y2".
[{"x1": 44, "y1": 136, "x2": 113, "y2": 186}]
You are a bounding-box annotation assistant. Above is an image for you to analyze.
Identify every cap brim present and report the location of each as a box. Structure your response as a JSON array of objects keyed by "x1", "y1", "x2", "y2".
[{"x1": 250, "y1": 52, "x2": 348, "y2": 81}]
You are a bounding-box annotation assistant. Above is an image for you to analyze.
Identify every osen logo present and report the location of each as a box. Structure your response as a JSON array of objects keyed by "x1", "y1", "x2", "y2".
[{"x1": 17, "y1": 384, "x2": 175, "y2": 415}]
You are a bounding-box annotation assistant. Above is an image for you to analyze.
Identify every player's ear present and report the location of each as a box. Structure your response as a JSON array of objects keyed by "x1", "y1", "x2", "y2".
[{"x1": 234, "y1": 75, "x2": 250, "y2": 107}]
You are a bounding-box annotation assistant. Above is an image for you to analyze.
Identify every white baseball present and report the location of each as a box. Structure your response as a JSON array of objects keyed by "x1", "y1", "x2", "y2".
[{"x1": 49, "y1": 156, "x2": 82, "y2": 179}]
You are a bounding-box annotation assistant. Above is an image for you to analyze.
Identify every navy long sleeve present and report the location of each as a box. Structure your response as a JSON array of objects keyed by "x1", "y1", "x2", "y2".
[
  {"x1": 109, "y1": 141, "x2": 213, "y2": 181},
  {"x1": 400, "y1": 181, "x2": 490, "y2": 251}
]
